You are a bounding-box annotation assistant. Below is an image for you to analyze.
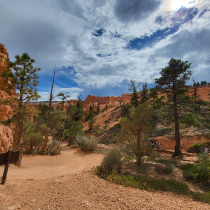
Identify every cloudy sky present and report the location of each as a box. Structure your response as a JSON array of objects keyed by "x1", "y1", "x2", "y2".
[{"x1": 1, "y1": 0, "x2": 210, "y2": 101}]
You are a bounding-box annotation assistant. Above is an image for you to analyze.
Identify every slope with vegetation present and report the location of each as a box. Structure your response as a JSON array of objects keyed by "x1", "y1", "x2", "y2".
[{"x1": 0, "y1": 46, "x2": 210, "y2": 207}]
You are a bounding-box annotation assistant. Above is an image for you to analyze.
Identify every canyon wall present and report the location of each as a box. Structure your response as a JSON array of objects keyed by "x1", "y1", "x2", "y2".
[
  {"x1": 0, "y1": 44, "x2": 13, "y2": 152},
  {"x1": 67, "y1": 94, "x2": 132, "y2": 110}
]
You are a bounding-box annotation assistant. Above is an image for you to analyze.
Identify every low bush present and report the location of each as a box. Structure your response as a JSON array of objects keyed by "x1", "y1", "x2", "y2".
[
  {"x1": 76, "y1": 135, "x2": 97, "y2": 152},
  {"x1": 183, "y1": 170, "x2": 197, "y2": 181},
  {"x1": 180, "y1": 154, "x2": 210, "y2": 185},
  {"x1": 106, "y1": 173, "x2": 189, "y2": 195},
  {"x1": 192, "y1": 191, "x2": 210, "y2": 204},
  {"x1": 154, "y1": 128, "x2": 173, "y2": 136},
  {"x1": 199, "y1": 152, "x2": 210, "y2": 166},
  {"x1": 187, "y1": 142, "x2": 210, "y2": 153},
  {"x1": 101, "y1": 147, "x2": 122, "y2": 174},
  {"x1": 44, "y1": 144, "x2": 61, "y2": 156},
  {"x1": 188, "y1": 143, "x2": 202, "y2": 153},
  {"x1": 122, "y1": 154, "x2": 136, "y2": 162},
  {"x1": 180, "y1": 112, "x2": 201, "y2": 128},
  {"x1": 94, "y1": 166, "x2": 110, "y2": 178},
  {"x1": 154, "y1": 163, "x2": 173, "y2": 175},
  {"x1": 155, "y1": 159, "x2": 178, "y2": 167}
]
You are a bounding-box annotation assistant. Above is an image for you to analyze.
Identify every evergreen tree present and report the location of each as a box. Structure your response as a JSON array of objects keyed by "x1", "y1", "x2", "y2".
[
  {"x1": 128, "y1": 80, "x2": 140, "y2": 107},
  {"x1": 140, "y1": 83, "x2": 149, "y2": 104},
  {"x1": 71, "y1": 100, "x2": 84, "y2": 121},
  {"x1": 88, "y1": 117, "x2": 96, "y2": 130},
  {"x1": 192, "y1": 80, "x2": 201, "y2": 116},
  {"x1": 57, "y1": 92, "x2": 70, "y2": 110},
  {"x1": 148, "y1": 87, "x2": 158, "y2": 108},
  {"x1": 37, "y1": 103, "x2": 54, "y2": 122},
  {"x1": 96, "y1": 103, "x2": 100, "y2": 115},
  {"x1": 0, "y1": 53, "x2": 40, "y2": 165},
  {"x1": 64, "y1": 121, "x2": 84, "y2": 144},
  {"x1": 88, "y1": 104, "x2": 95, "y2": 130},
  {"x1": 117, "y1": 103, "x2": 154, "y2": 166},
  {"x1": 155, "y1": 58, "x2": 192, "y2": 158},
  {"x1": 120, "y1": 103, "x2": 131, "y2": 118}
]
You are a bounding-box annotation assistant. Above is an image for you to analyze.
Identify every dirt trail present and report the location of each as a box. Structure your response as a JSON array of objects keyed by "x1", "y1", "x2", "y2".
[
  {"x1": 0, "y1": 143, "x2": 209, "y2": 209},
  {"x1": 0, "y1": 143, "x2": 104, "y2": 181}
]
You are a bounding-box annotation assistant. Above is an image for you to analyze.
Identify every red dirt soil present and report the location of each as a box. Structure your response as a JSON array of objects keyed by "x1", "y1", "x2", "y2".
[
  {"x1": 155, "y1": 135, "x2": 210, "y2": 152},
  {"x1": 0, "y1": 143, "x2": 209, "y2": 209}
]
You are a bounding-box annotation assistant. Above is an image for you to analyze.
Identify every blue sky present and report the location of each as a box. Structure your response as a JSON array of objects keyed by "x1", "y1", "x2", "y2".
[{"x1": 1, "y1": 0, "x2": 210, "y2": 101}]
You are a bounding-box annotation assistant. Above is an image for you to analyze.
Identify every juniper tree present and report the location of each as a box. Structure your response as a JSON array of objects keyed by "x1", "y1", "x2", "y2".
[
  {"x1": 155, "y1": 58, "x2": 192, "y2": 158},
  {"x1": 0, "y1": 53, "x2": 40, "y2": 159}
]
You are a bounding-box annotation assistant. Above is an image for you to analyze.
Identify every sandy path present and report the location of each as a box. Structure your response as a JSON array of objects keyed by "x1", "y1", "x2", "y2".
[
  {"x1": 0, "y1": 143, "x2": 209, "y2": 209},
  {"x1": 0, "y1": 143, "x2": 104, "y2": 181}
]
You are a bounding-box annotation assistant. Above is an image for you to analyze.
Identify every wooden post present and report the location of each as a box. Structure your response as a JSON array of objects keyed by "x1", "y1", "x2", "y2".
[{"x1": 1, "y1": 150, "x2": 11, "y2": 185}]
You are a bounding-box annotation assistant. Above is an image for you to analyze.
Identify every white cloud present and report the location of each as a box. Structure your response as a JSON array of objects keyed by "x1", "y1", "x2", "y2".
[
  {"x1": 38, "y1": 86, "x2": 84, "y2": 101},
  {"x1": 1, "y1": 0, "x2": 210, "y2": 94}
]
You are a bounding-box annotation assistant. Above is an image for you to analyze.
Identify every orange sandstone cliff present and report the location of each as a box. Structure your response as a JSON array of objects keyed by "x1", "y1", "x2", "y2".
[
  {"x1": 67, "y1": 94, "x2": 132, "y2": 110},
  {"x1": 0, "y1": 44, "x2": 13, "y2": 153}
]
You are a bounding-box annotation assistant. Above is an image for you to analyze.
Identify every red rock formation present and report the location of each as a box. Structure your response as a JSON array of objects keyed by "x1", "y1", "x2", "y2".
[{"x1": 0, "y1": 44, "x2": 13, "y2": 152}]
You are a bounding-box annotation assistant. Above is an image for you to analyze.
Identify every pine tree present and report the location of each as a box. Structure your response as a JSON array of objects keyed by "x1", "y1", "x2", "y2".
[
  {"x1": 155, "y1": 58, "x2": 192, "y2": 158},
  {"x1": 88, "y1": 104, "x2": 95, "y2": 130},
  {"x1": 148, "y1": 87, "x2": 158, "y2": 108},
  {"x1": 128, "y1": 80, "x2": 140, "y2": 108},
  {"x1": 140, "y1": 83, "x2": 149, "y2": 104},
  {"x1": 57, "y1": 93, "x2": 70, "y2": 110},
  {"x1": 71, "y1": 100, "x2": 84, "y2": 121},
  {"x1": 120, "y1": 103, "x2": 131, "y2": 118},
  {"x1": 96, "y1": 103, "x2": 100, "y2": 115},
  {"x1": 0, "y1": 53, "x2": 40, "y2": 164}
]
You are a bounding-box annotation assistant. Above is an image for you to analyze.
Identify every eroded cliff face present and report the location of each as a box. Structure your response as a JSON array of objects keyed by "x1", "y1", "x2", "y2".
[
  {"x1": 0, "y1": 44, "x2": 13, "y2": 152},
  {"x1": 67, "y1": 94, "x2": 132, "y2": 110}
]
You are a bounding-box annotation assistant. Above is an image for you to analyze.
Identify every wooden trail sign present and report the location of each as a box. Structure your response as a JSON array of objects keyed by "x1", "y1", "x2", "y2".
[{"x1": 0, "y1": 150, "x2": 20, "y2": 185}]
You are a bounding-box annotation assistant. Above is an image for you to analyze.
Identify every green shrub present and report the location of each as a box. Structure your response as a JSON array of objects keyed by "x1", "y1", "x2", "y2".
[
  {"x1": 180, "y1": 112, "x2": 201, "y2": 128},
  {"x1": 154, "y1": 163, "x2": 173, "y2": 175},
  {"x1": 192, "y1": 191, "x2": 210, "y2": 204},
  {"x1": 199, "y1": 152, "x2": 210, "y2": 166},
  {"x1": 106, "y1": 173, "x2": 189, "y2": 195},
  {"x1": 155, "y1": 159, "x2": 178, "y2": 166},
  {"x1": 183, "y1": 170, "x2": 197, "y2": 181},
  {"x1": 188, "y1": 143, "x2": 202, "y2": 153},
  {"x1": 154, "y1": 128, "x2": 173, "y2": 136},
  {"x1": 102, "y1": 147, "x2": 122, "y2": 173},
  {"x1": 180, "y1": 163, "x2": 194, "y2": 171},
  {"x1": 122, "y1": 154, "x2": 136, "y2": 162},
  {"x1": 188, "y1": 142, "x2": 210, "y2": 153},
  {"x1": 180, "y1": 160, "x2": 210, "y2": 184},
  {"x1": 44, "y1": 144, "x2": 61, "y2": 156},
  {"x1": 76, "y1": 135, "x2": 97, "y2": 152},
  {"x1": 195, "y1": 164, "x2": 210, "y2": 184},
  {"x1": 94, "y1": 165, "x2": 110, "y2": 178}
]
